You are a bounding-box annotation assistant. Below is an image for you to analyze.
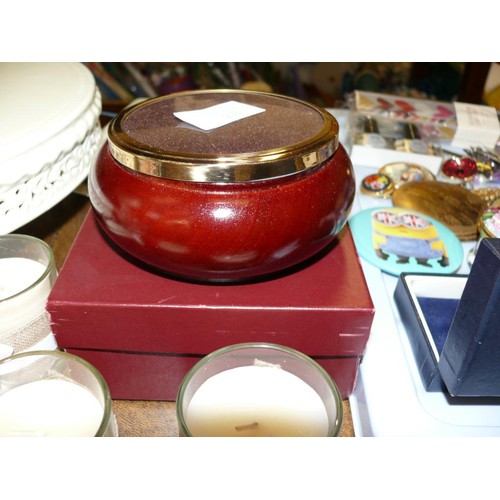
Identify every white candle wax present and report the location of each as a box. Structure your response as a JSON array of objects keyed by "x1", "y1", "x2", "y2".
[
  {"x1": 0, "y1": 379, "x2": 104, "y2": 436},
  {"x1": 0, "y1": 257, "x2": 51, "y2": 335},
  {"x1": 185, "y1": 365, "x2": 330, "y2": 437}
]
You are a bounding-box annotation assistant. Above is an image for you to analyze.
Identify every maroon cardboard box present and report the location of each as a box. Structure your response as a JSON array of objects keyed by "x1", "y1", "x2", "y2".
[{"x1": 47, "y1": 211, "x2": 374, "y2": 400}]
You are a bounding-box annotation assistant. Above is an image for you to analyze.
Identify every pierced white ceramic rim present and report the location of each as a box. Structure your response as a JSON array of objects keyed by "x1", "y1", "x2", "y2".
[
  {"x1": 0, "y1": 121, "x2": 103, "y2": 234},
  {"x1": 0, "y1": 62, "x2": 103, "y2": 234}
]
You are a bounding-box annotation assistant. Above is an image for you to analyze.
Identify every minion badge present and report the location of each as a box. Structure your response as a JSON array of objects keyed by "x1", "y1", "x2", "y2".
[
  {"x1": 349, "y1": 206, "x2": 463, "y2": 276},
  {"x1": 371, "y1": 208, "x2": 449, "y2": 268}
]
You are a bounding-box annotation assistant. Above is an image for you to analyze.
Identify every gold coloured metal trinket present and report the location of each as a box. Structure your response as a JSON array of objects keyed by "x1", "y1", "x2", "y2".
[
  {"x1": 378, "y1": 162, "x2": 435, "y2": 190},
  {"x1": 392, "y1": 180, "x2": 487, "y2": 241}
]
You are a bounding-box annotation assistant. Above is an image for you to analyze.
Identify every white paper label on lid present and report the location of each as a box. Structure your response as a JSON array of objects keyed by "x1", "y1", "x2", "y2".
[
  {"x1": 173, "y1": 100, "x2": 265, "y2": 131},
  {"x1": 451, "y1": 102, "x2": 500, "y2": 149}
]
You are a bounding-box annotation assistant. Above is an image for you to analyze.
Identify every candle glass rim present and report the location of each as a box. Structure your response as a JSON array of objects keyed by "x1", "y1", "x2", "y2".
[
  {"x1": 0, "y1": 349, "x2": 114, "y2": 437},
  {"x1": 0, "y1": 234, "x2": 55, "y2": 303},
  {"x1": 176, "y1": 342, "x2": 343, "y2": 437}
]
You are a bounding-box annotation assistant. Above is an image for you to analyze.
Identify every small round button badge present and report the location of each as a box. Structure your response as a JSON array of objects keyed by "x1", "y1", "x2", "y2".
[{"x1": 360, "y1": 173, "x2": 395, "y2": 198}]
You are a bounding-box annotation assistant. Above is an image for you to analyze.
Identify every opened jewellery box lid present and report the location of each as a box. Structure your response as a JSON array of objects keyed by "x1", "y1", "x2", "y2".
[{"x1": 394, "y1": 238, "x2": 500, "y2": 397}]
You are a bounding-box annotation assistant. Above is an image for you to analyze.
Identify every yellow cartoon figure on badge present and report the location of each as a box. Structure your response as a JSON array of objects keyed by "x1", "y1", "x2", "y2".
[{"x1": 372, "y1": 208, "x2": 449, "y2": 267}]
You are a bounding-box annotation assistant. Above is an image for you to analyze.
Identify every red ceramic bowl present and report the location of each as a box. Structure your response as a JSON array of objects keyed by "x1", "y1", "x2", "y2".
[{"x1": 88, "y1": 90, "x2": 355, "y2": 282}]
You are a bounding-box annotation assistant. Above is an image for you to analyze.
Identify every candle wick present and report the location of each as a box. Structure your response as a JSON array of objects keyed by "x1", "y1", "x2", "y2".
[{"x1": 235, "y1": 422, "x2": 259, "y2": 431}]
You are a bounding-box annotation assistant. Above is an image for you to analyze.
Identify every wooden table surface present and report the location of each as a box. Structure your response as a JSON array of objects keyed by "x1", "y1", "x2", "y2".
[{"x1": 15, "y1": 188, "x2": 355, "y2": 437}]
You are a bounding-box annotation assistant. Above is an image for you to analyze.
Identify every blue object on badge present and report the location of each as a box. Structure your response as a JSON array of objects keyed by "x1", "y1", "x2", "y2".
[{"x1": 349, "y1": 207, "x2": 464, "y2": 276}]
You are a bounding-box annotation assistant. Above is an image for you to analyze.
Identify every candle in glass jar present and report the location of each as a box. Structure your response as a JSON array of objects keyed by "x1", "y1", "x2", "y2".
[
  {"x1": 0, "y1": 257, "x2": 51, "y2": 334},
  {"x1": 0, "y1": 257, "x2": 46, "y2": 300},
  {"x1": 0, "y1": 254, "x2": 57, "y2": 355},
  {"x1": 0, "y1": 379, "x2": 104, "y2": 436},
  {"x1": 185, "y1": 364, "x2": 330, "y2": 437}
]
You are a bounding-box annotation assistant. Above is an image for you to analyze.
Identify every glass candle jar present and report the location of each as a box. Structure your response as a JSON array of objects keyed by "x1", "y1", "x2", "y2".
[
  {"x1": 0, "y1": 350, "x2": 118, "y2": 437},
  {"x1": 89, "y1": 89, "x2": 355, "y2": 283},
  {"x1": 176, "y1": 342, "x2": 343, "y2": 437},
  {"x1": 0, "y1": 235, "x2": 58, "y2": 359}
]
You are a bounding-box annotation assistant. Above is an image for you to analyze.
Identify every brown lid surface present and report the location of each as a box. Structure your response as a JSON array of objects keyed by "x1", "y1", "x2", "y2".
[{"x1": 108, "y1": 89, "x2": 339, "y2": 182}]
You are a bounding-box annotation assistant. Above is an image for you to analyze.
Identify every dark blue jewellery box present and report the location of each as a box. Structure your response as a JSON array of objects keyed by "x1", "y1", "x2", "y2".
[{"x1": 394, "y1": 238, "x2": 500, "y2": 397}]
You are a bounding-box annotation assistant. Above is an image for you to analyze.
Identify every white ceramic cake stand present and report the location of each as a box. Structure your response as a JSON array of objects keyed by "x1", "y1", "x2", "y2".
[{"x1": 0, "y1": 62, "x2": 103, "y2": 234}]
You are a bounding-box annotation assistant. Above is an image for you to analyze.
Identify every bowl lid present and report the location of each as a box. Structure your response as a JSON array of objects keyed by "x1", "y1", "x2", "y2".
[{"x1": 107, "y1": 89, "x2": 339, "y2": 182}]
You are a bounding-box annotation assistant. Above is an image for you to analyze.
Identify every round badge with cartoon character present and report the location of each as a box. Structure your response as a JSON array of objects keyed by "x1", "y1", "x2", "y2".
[{"x1": 349, "y1": 207, "x2": 463, "y2": 275}]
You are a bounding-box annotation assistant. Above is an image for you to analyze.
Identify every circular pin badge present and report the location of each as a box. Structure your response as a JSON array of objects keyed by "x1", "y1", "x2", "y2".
[
  {"x1": 480, "y1": 204, "x2": 500, "y2": 238},
  {"x1": 361, "y1": 132, "x2": 387, "y2": 148},
  {"x1": 349, "y1": 207, "x2": 463, "y2": 276},
  {"x1": 468, "y1": 200, "x2": 500, "y2": 267},
  {"x1": 360, "y1": 173, "x2": 394, "y2": 198},
  {"x1": 407, "y1": 138, "x2": 430, "y2": 155}
]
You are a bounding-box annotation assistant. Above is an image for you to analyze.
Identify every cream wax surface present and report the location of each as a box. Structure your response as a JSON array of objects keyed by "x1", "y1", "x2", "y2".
[
  {"x1": 0, "y1": 379, "x2": 104, "y2": 436},
  {"x1": 185, "y1": 365, "x2": 330, "y2": 437},
  {"x1": 0, "y1": 258, "x2": 50, "y2": 336},
  {"x1": 0, "y1": 258, "x2": 46, "y2": 301}
]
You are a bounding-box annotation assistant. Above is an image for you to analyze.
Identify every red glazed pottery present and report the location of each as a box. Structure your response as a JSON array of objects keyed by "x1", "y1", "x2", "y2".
[{"x1": 88, "y1": 90, "x2": 355, "y2": 282}]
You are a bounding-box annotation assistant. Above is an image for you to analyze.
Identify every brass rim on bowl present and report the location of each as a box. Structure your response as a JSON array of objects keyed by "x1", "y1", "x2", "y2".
[{"x1": 107, "y1": 89, "x2": 339, "y2": 183}]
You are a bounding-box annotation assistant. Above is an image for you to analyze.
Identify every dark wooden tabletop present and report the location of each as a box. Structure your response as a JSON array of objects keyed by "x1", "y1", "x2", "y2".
[{"x1": 15, "y1": 186, "x2": 355, "y2": 437}]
